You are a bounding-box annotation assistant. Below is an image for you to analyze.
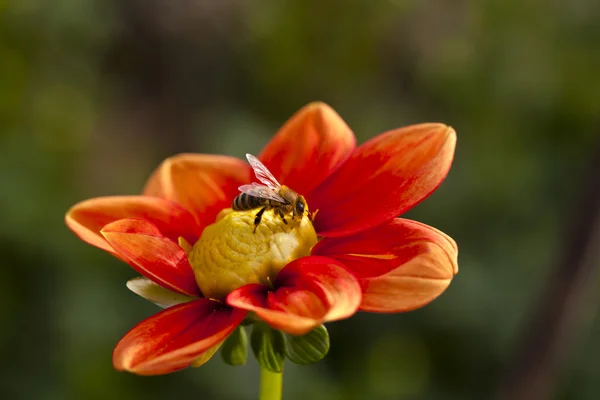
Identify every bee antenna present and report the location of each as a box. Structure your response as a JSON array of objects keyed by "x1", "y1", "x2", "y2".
[{"x1": 310, "y1": 209, "x2": 320, "y2": 223}]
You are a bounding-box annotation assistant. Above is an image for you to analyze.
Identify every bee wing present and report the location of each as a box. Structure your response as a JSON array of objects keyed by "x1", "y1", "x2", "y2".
[
  {"x1": 246, "y1": 154, "x2": 281, "y2": 189},
  {"x1": 238, "y1": 183, "x2": 286, "y2": 203}
]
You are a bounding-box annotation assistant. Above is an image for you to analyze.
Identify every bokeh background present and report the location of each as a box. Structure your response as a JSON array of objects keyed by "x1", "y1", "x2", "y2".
[{"x1": 1, "y1": 0, "x2": 599, "y2": 399}]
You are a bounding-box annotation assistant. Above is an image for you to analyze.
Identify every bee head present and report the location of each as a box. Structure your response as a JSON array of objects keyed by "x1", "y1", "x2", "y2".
[{"x1": 294, "y1": 197, "x2": 306, "y2": 219}]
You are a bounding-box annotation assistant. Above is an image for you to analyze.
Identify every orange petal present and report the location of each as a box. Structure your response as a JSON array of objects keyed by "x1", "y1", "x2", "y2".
[
  {"x1": 313, "y1": 218, "x2": 458, "y2": 312},
  {"x1": 227, "y1": 256, "x2": 361, "y2": 335},
  {"x1": 113, "y1": 299, "x2": 246, "y2": 375},
  {"x1": 309, "y1": 124, "x2": 456, "y2": 236},
  {"x1": 259, "y1": 102, "x2": 356, "y2": 195},
  {"x1": 65, "y1": 196, "x2": 199, "y2": 255},
  {"x1": 190, "y1": 342, "x2": 222, "y2": 367},
  {"x1": 102, "y1": 219, "x2": 201, "y2": 297},
  {"x1": 143, "y1": 154, "x2": 252, "y2": 229}
]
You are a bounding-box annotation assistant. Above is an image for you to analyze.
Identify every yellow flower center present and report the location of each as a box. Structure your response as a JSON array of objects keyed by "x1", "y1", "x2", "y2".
[{"x1": 188, "y1": 208, "x2": 318, "y2": 300}]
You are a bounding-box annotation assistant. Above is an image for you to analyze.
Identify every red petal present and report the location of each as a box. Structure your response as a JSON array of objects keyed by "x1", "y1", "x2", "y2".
[
  {"x1": 143, "y1": 154, "x2": 252, "y2": 230},
  {"x1": 227, "y1": 256, "x2": 361, "y2": 335},
  {"x1": 113, "y1": 299, "x2": 246, "y2": 375},
  {"x1": 313, "y1": 218, "x2": 458, "y2": 312},
  {"x1": 310, "y1": 124, "x2": 456, "y2": 236},
  {"x1": 259, "y1": 102, "x2": 356, "y2": 195},
  {"x1": 65, "y1": 196, "x2": 199, "y2": 255},
  {"x1": 101, "y1": 219, "x2": 201, "y2": 297}
]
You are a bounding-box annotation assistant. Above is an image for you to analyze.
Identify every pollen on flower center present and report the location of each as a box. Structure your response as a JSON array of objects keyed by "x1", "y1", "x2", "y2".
[{"x1": 188, "y1": 208, "x2": 318, "y2": 300}]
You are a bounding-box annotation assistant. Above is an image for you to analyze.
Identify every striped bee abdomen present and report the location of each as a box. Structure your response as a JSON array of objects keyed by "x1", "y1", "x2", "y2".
[{"x1": 232, "y1": 193, "x2": 268, "y2": 211}]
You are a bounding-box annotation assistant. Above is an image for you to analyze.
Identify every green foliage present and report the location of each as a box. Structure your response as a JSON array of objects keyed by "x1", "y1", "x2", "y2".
[
  {"x1": 221, "y1": 325, "x2": 249, "y2": 367},
  {"x1": 285, "y1": 325, "x2": 330, "y2": 365},
  {"x1": 251, "y1": 323, "x2": 286, "y2": 373}
]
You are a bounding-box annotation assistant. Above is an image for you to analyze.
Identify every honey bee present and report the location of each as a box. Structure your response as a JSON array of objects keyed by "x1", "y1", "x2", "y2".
[{"x1": 233, "y1": 154, "x2": 307, "y2": 232}]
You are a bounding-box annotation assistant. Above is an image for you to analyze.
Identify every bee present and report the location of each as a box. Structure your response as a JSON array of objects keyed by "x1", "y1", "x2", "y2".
[{"x1": 233, "y1": 154, "x2": 307, "y2": 232}]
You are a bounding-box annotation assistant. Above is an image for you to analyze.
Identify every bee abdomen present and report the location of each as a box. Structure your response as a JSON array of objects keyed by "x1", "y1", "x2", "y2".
[{"x1": 232, "y1": 193, "x2": 265, "y2": 211}]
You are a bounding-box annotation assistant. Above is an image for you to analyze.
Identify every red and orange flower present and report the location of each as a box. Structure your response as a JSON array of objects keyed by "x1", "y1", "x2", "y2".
[{"x1": 65, "y1": 102, "x2": 458, "y2": 375}]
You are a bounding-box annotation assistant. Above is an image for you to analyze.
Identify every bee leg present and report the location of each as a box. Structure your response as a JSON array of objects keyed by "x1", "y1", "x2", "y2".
[
  {"x1": 253, "y1": 207, "x2": 267, "y2": 233},
  {"x1": 278, "y1": 209, "x2": 288, "y2": 225}
]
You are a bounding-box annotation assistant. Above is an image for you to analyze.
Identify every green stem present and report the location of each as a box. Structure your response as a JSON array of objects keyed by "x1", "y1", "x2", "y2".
[{"x1": 259, "y1": 366, "x2": 283, "y2": 400}]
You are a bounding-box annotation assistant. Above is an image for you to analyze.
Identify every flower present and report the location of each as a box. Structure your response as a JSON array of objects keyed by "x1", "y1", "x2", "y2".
[{"x1": 65, "y1": 102, "x2": 458, "y2": 375}]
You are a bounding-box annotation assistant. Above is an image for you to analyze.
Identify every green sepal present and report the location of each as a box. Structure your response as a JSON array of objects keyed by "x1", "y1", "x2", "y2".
[
  {"x1": 285, "y1": 325, "x2": 330, "y2": 365},
  {"x1": 221, "y1": 325, "x2": 248, "y2": 366},
  {"x1": 250, "y1": 323, "x2": 286, "y2": 373}
]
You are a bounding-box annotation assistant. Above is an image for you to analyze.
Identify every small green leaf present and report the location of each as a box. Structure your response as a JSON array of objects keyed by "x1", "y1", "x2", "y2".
[
  {"x1": 126, "y1": 276, "x2": 195, "y2": 308},
  {"x1": 285, "y1": 325, "x2": 330, "y2": 365},
  {"x1": 221, "y1": 326, "x2": 248, "y2": 366},
  {"x1": 250, "y1": 323, "x2": 286, "y2": 373}
]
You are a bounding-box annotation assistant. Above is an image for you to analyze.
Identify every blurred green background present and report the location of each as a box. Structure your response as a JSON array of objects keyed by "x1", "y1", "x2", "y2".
[{"x1": 1, "y1": 0, "x2": 599, "y2": 399}]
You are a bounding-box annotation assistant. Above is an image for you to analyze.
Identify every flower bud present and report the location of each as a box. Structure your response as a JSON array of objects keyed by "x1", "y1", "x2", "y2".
[{"x1": 189, "y1": 209, "x2": 317, "y2": 299}]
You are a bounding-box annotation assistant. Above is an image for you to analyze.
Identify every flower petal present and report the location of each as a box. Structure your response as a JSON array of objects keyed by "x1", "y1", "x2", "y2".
[
  {"x1": 313, "y1": 218, "x2": 458, "y2": 312},
  {"x1": 65, "y1": 196, "x2": 199, "y2": 254},
  {"x1": 228, "y1": 284, "x2": 324, "y2": 335},
  {"x1": 113, "y1": 299, "x2": 246, "y2": 375},
  {"x1": 309, "y1": 123, "x2": 456, "y2": 236},
  {"x1": 190, "y1": 342, "x2": 222, "y2": 368},
  {"x1": 102, "y1": 219, "x2": 201, "y2": 297},
  {"x1": 126, "y1": 276, "x2": 196, "y2": 308},
  {"x1": 227, "y1": 256, "x2": 361, "y2": 335},
  {"x1": 143, "y1": 154, "x2": 252, "y2": 229},
  {"x1": 259, "y1": 102, "x2": 356, "y2": 195}
]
